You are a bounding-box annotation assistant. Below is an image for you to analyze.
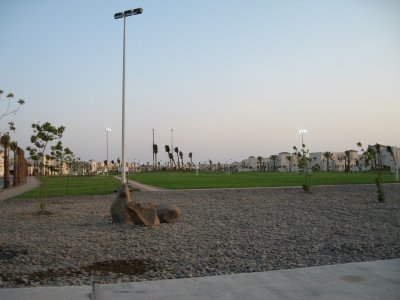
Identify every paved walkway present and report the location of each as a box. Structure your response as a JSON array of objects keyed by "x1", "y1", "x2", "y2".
[
  {"x1": 0, "y1": 176, "x2": 40, "y2": 201},
  {"x1": 127, "y1": 178, "x2": 165, "y2": 192},
  {"x1": 0, "y1": 259, "x2": 399, "y2": 299},
  {"x1": 113, "y1": 176, "x2": 165, "y2": 192}
]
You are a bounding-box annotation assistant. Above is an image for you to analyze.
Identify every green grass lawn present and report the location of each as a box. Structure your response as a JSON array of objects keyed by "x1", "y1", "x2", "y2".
[
  {"x1": 128, "y1": 171, "x2": 396, "y2": 189},
  {"x1": 14, "y1": 172, "x2": 397, "y2": 198},
  {"x1": 16, "y1": 175, "x2": 121, "y2": 199}
]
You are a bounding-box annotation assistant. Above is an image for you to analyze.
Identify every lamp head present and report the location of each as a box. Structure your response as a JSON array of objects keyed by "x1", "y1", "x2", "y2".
[
  {"x1": 114, "y1": 8, "x2": 142, "y2": 19},
  {"x1": 114, "y1": 12, "x2": 124, "y2": 19}
]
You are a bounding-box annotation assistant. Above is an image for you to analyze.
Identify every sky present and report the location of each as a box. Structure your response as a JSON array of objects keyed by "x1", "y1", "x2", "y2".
[{"x1": 1, "y1": 0, "x2": 399, "y2": 164}]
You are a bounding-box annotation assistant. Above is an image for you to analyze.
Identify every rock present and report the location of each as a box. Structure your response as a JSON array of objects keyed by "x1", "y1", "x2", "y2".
[
  {"x1": 156, "y1": 204, "x2": 182, "y2": 224},
  {"x1": 126, "y1": 202, "x2": 160, "y2": 227},
  {"x1": 110, "y1": 184, "x2": 165, "y2": 227},
  {"x1": 110, "y1": 183, "x2": 180, "y2": 227},
  {"x1": 111, "y1": 183, "x2": 133, "y2": 224}
]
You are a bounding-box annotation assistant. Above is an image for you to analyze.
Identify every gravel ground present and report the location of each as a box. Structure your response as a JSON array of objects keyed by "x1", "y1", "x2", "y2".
[{"x1": 1, "y1": 184, "x2": 399, "y2": 288}]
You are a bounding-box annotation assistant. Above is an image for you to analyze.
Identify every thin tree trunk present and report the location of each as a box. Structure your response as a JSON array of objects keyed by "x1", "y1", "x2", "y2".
[{"x1": 17, "y1": 147, "x2": 26, "y2": 184}]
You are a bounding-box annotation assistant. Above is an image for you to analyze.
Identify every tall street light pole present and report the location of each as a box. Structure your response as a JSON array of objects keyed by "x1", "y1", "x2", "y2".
[
  {"x1": 105, "y1": 128, "x2": 111, "y2": 175},
  {"x1": 114, "y1": 8, "x2": 143, "y2": 184}
]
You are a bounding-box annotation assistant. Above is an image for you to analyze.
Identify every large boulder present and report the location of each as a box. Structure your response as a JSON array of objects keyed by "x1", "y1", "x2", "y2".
[
  {"x1": 156, "y1": 204, "x2": 182, "y2": 224},
  {"x1": 111, "y1": 183, "x2": 181, "y2": 226},
  {"x1": 126, "y1": 202, "x2": 160, "y2": 226},
  {"x1": 111, "y1": 183, "x2": 133, "y2": 224}
]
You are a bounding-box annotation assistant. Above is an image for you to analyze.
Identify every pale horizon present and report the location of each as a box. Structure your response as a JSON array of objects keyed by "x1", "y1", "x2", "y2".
[{"x1": 1, "y1": 0, "x2": 399, "y2": 164}]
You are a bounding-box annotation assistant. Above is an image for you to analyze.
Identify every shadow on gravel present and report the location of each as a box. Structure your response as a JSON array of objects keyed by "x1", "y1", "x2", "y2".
[
  {"x1": 1, "y1": 259, "x2": 155, "y2": 286},
  {"x1": 81, "y1": 259, "x2": 155, "y2": 275},
  {"x1": 0, "y1": 246, "x2": 28, "y2": 260}
]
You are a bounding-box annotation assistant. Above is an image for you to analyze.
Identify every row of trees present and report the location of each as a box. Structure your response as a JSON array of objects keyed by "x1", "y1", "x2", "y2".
[
  {"x1": 0, "y1": 90, "x2": 27, "y2": 188},
  {"x1": 322, "y1": 145, "x2": 397, "y2": 173},
  {"x1": 151, "y1": 143, "x2": 194, "y2": 170},
  {"x1": 164, "y1": 145, "x2": 193, "y2": 169},
  {"x1": 292, "y1": 141, "x2": 397, "y2": 199},
  {"x1": 254, "y1": 143, "x2": 397, "y2": 174},
  {"x1": 357, "y1": 143, "x2": 397, "y2": 171},
  {"x1": 320, "y1": 151, "x2": 353, "y2": 173},
  {"x1": 103, "y1": 158, "x2": 121, "y2": 172}
]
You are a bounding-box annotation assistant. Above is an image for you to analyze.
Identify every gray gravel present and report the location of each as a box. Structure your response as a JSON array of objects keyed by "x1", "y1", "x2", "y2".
[{"x1": 1, "y1": 184, "x2": 399, "y2": 288}]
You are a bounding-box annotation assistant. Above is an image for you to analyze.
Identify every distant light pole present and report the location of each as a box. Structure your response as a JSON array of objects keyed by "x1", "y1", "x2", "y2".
[
  {"x1": 298, "y1": 129, "x2": 307, "y2": 146},
  {"x1": 105, "y1": 128, "x2": 112, "y2": 175},
  {"x1": 114, "y1": 7, "x2": 143, "y2": 184},
  {"x1": 152, "y1": 128, "x2": 155, "y2": 168},
  {"x1": 171, "y1": 128, "x2": 174, "y2": 152},
  {"x1": 396, "y1": 157, "x2": 399, "y2": 182}
]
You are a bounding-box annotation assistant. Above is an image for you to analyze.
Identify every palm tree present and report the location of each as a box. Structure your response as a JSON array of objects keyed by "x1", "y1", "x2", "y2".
[
  {"x1": 103, "y1": 160, "x2": 107, "y2": 173},
  {"x1": 10, "y1": 141, "x2": 18, "y2": 186},
  {"x1": 270, "y1": 155, "x2": 278, "y2": 172},
  {"x1": 179, "y1": 151, "x2": 183, "y2": 168},
  {"x1": 344, "y1": 150, "x2": 351, "y2": 173},
  {"x1": 17, "y1": 147, "x2": 27, "y2": 184},
  {"x1": 323, "y1": 151, "x2": 333, "y2": 172},
  {"x1": 168, "y1": 152, "x2": 175, "y2": 168},
  {"x1": 188, "y1": 152, "x2": 193, "y2": 170},
  {"x1": 367, "y1": 145, "x2": 377, "y2": 170},
  {"x1": 357, "y1": 142, "x2": 374, "y2": 170},
  {"x1": 153, "y1": 144, "x2": 158, "y2": 170},
  {"x1": 1, "y1": 133, "x2": 11, "y2": 188},
  {"x1": 375, "y1": 143, "x2": 383, "y2": 169},
  {"x1": 386, "y1": 146, "x2": 398, "y2": 181},
  {"x1": 174, "y1": 147, "x2": 180, "y2": 169},
  {"x1": 257, "y1": 156, "x2": 263, "y2": 172},
  {"x1": 165, "y1": 145, "x2": 172, "y2": 168},
  {"x1": 386, "y1": 146, "x2": 395, "y2": 163},
  {"x1": 286, "y1": 155, "x2": 293, "y2": 173}
]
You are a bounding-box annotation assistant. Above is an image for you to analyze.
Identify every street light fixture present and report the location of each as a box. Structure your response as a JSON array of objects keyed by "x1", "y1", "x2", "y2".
[
  {"x1": 114, "y1": 7, "x2": 143, "y2": 184},
  {"x1": 298, "y1": 129, "x2": 308, "y2": 146},
  {"x1": 114, "y1": 8, "x2": 143, "y2": 19},
  {"x1": 105, "y1": 128, "x2": 111, "y2": 175}
]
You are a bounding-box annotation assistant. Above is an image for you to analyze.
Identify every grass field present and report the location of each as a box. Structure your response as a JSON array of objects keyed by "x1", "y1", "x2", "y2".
[
  {"x1": 128, "y1": 171, "x2": 396, "y2": 189},
  {"x1": 16, "y1": 175, "x2": 121, "y2": 199},
  {"x1": 13, "y1": 172, "x2": 397, "y2": 198}
]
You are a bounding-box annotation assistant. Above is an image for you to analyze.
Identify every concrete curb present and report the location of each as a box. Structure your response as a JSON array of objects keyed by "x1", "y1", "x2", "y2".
[{"x1": 0, "y1": 259, "x2": 399, "y2": 300}]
